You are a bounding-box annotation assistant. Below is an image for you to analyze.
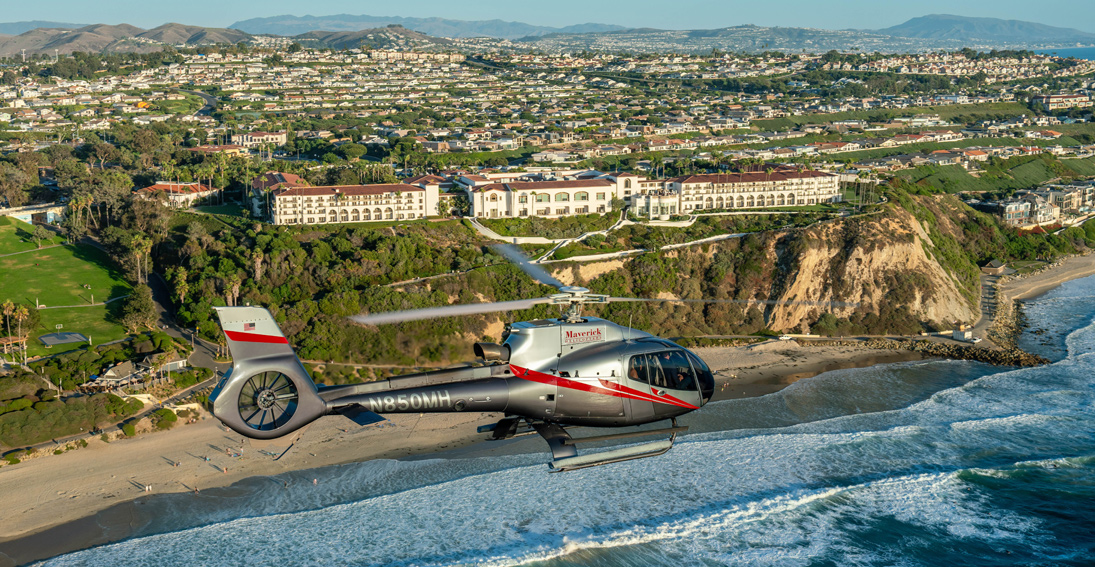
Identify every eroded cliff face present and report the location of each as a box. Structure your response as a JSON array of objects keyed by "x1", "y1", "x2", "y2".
[
  {"x1": 766, "y1": 207, "x2": 979, "y2": 332},
  {"x1": 565, "y1": 199, "x2": 983, "y2": 336}
]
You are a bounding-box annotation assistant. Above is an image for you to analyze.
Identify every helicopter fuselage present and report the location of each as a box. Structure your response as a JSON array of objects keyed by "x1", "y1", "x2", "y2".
[
  {"x1": 315, "y1": 316, "x2": 715, "y2": 428},
  {"x1": 210, "y1": 307, "x2": 715, "y2": 470}
]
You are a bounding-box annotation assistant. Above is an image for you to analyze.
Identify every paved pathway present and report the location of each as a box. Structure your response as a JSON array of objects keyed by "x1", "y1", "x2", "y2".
[{"x1": 0, "y1": 243, "x2": 66, "y2": 258}]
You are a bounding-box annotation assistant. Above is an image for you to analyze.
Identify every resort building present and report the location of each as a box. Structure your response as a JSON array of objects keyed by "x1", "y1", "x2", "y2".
[
  {"x1": 270, "y1": 183, "x2": 440, "y2": 225},
  {"x1": 134, "y1": 182, "x2": 216, "y2": 208},
  {"x1": 230, "y1": 131, "x2": 288, "y2": 148},
  {"x1": 630, "y1": 167, "x2": 841, "y2": 219},
  {"x1": 467, "y1": 179, "x2": 618, "y2": 218}
]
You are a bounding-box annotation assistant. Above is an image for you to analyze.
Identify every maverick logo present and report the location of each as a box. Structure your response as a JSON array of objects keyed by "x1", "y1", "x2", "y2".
[{"x1": 563, "y1": 326, "x2": 605, "y2": 345}]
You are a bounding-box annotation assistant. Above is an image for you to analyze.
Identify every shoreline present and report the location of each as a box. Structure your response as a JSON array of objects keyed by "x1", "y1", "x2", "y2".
[
  {"x1": 0, "y1": 343, "x2": 925, "y2": 566},
  {"x1": 988, "y1": 254, "x2": 1095, "y2": 348},
  {"x1": 3, "y1": 258, "x2": 1094, "y2": 565}
]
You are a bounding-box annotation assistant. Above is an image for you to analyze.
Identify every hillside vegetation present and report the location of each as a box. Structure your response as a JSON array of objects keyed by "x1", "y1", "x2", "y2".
[
  {"x1": 896, "y1": 155, "x2": 1095, "y2": 197},
  {"x1": 143, "y1": 187, "x2": 1095, "y2": 377}
]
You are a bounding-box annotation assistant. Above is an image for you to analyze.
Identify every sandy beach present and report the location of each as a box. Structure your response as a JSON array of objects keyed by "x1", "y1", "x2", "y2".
[
  {"x1": 2, "y1": 255, "x2": 1094, "y2": 566},
  {"x1": 1002, "y1": 254, "x2": 1095, "y2": 302}
]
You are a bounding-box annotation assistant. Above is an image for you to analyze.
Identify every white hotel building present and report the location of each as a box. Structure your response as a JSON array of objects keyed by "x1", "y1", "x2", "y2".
[
  {"x1": 270, "y1": 183, "x2": 440, "y2": 225},
  {"x1": 630, "y1": 168, "x2": 841, "y2": 219}
]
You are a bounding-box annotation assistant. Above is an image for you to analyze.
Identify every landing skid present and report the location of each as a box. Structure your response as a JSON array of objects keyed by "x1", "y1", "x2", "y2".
[
  {"x1": 479, "y1": 417, "x2": 686, "y2": 472},
  {"x1": 536, "y1": 419, "x2": 685, "y2": 472}
]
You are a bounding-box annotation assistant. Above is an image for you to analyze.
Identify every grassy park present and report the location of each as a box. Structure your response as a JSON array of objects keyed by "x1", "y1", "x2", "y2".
[
  {"x1": 0, "y1": 217, "x2": 65, "y2": 255},
  {"x1": 0, "y1": 224, "x2": 131, "y2": 357}
]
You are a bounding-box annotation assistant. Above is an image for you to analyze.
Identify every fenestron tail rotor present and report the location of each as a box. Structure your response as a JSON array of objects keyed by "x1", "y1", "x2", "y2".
[{"x1": 238, "y1": 371, "x2": 299, "y2": 431}]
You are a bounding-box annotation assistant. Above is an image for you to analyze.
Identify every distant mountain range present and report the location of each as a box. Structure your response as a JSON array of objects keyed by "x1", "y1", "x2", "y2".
[
  {"x1": 0, "y1": 13, "x2": 1091, "y2": 57},
  {"x1": 0, "y1": 21, "x2": 82, "y2": 36},
  {"x1": 294, "y1": 27, "x2": 452, "y2": 51},
  {"x1": 521, "y1": 15, "x2": 1095, "y2": 54},
  {"x1": 876, "y1": 14, "x2": 1095, "y2": 45},
  {"x1": 0, "y1": 23, "x2": 251, "y2": 57},
  {"x1": 229, "y1": 14, "x2": 625, "y2": 40}
]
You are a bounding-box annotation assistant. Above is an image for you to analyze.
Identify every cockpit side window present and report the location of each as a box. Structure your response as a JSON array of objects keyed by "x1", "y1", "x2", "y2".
[
  {"x1": 687, "y1": 352, "x2": 715, "y2": 398},
  {"x1": 627, "y1": 354, "x2": 649, "y2": 384},
  {"x1": 649, "y1": 350, "x2": 694, "y2": 390}
]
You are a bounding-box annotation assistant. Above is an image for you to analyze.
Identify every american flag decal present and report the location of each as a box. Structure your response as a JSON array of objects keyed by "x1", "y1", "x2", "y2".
[{"x1": 244, "y1": 322, "x2": 256, "y2": 331}]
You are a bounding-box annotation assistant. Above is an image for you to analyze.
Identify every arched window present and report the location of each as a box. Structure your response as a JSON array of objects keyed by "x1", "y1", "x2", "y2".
[
  {"x1": 574, "y1": 191, "x2": 589, "y2": 201},
  {"x1": 555, "y1": 193, "x2": 570, "y2": 202},
  {"x1": 624, "y1": 179, "x2": 632, "y2": 189}
]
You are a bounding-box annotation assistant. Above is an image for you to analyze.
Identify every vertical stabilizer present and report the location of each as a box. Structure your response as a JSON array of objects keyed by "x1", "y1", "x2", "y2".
[{"x1": 210, "y1": 307, "x2": 327, "y2": 440}]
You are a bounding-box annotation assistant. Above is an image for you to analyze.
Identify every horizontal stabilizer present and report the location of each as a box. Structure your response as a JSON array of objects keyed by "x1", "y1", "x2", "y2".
[
  {"x1": 337, "y1": 404, "x2": 386, "y2": 427},
  {"x1": 549, "y1": 439, "x2": 673, "y2": 473}
]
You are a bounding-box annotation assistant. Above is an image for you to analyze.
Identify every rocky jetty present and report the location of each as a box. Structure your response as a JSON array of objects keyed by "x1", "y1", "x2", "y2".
[{"x1": 807, "y1": 339, "x2": 1049, "y2": 367}]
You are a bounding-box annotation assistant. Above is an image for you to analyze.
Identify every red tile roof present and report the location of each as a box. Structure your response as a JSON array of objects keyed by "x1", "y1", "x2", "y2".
[
  {"x1": 503, "y1": 179, "x2": 614, "y2": 191},
  {"x1": 274, "y1": 184, "x2": 422, "y2": 197},
  {"x1": 136, "y1": 182, "x2": 213, "y2": 195},
  {"x1": 669, "y1": 169, "x2": 834, "y2": 184},
  {"x1": 253, "y1": 171, "x2": 304, "y2": 190}
]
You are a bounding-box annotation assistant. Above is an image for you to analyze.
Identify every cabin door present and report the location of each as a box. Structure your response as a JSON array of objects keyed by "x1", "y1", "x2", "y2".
[{"x1": 624, "y1": 354, "x2": 656, "y2": 423}]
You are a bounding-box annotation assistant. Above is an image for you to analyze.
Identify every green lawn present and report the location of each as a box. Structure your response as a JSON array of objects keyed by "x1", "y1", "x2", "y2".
[
  {"x1": 480, "y1": 213, "x2": 617, "y2": 239},
  {"x1": 0, "y1": 243, "x2": 131, "y2": 357},
  {"x1": 896, "y1": 157, "x2": 1095, "y2": 195},
  {"x1": 0, "y1": 217, "x2": 65, "y2": 256},
  {"x1": 194, "y1": 204, "x2": 250, "y2": 218}
]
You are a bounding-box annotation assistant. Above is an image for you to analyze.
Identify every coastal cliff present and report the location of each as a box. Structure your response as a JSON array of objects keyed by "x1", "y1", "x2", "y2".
[
  {"x1": 768, "y1": 205, "x2": 978, "y2": 332},
  {"x1": 568, "y1": 194, "x2": 993, "y2": 337}
]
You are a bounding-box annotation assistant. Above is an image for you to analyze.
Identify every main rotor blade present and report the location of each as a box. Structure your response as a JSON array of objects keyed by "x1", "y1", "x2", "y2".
[
  {"x1": 492, "y1": 244, "x2": 566, "y2": 290},
  {"x1": 350, "y1": 298, "x2": 552, "y2": 326},
  {"x1": 609, "y1": 297, "x2": 860, "y2": 308}
]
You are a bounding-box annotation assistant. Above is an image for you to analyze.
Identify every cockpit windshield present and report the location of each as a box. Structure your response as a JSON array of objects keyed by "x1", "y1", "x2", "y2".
[
  {"x1": 629, "y1": 350, "x2": 696, "y2": 391},
  {"x1": 686, "y1": 352, "x2": 715, "y2": 402}
]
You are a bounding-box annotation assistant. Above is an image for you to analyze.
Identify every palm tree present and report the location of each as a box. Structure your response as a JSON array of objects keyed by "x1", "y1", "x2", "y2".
[
  {"x1": 13, "y1": 305, "x2": 27, "y2": 364},
  {"x1": 130, "y1": 234, "x2": 152, "y2": 284},
  {"x1": 1, "y1": 299, "x2": 13, "y2": 352}
]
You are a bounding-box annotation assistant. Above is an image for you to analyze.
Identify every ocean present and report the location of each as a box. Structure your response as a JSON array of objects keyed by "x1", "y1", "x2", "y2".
[
  {"x1": 38, "y1": 276, "x2": 1095, "y2": 566},
  {"x1": 1036, "y1": 47, "x2": 1095, "y2": 61}
]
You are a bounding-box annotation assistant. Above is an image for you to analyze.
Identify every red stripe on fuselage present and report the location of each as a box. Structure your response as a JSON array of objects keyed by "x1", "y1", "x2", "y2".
[
  {"x1": 224, "y1": 330, "x2": 289, "y2": 344},
  {"x1": 596, "y1": 378, "x2": 698, "y2": 409},
  {"x1": 509, "y1": 365, "x2": 697, "y2": 409}
]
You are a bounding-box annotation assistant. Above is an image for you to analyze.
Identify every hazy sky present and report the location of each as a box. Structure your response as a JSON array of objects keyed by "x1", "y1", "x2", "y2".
[{"x1": 5, "y1": 0, "x2": 1094, "y2": 32}]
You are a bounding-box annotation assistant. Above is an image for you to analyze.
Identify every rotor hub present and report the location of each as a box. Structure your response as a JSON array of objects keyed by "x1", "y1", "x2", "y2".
[{"x1": 256, "y1": 389, "x2": 278, "y2": 410}]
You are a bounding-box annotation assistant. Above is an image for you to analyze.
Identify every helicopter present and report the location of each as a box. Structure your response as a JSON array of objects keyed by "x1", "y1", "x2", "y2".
[{"x1": 209, "y1": 245, "x2": 848, "y2": 471}]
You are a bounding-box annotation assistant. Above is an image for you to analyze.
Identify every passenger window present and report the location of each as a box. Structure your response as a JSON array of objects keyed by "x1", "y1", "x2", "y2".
[
  {"x1": 649, "y1": 351, "x2": 694, "y2": 390},
  {"x1": 627, "y1": 355, "x2": 649, "y2": 383}
]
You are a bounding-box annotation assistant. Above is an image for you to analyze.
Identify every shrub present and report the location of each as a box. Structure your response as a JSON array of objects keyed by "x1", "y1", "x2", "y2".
[
  {"x1": 153, "y1": 408, "x2": 177, "y2": 430},
  {"x1": 3, "y1": 454, "x2": 19, "y2": 465},
  {"x1": 122, "y1": 423, "x2": 136, "y2": 437}
]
